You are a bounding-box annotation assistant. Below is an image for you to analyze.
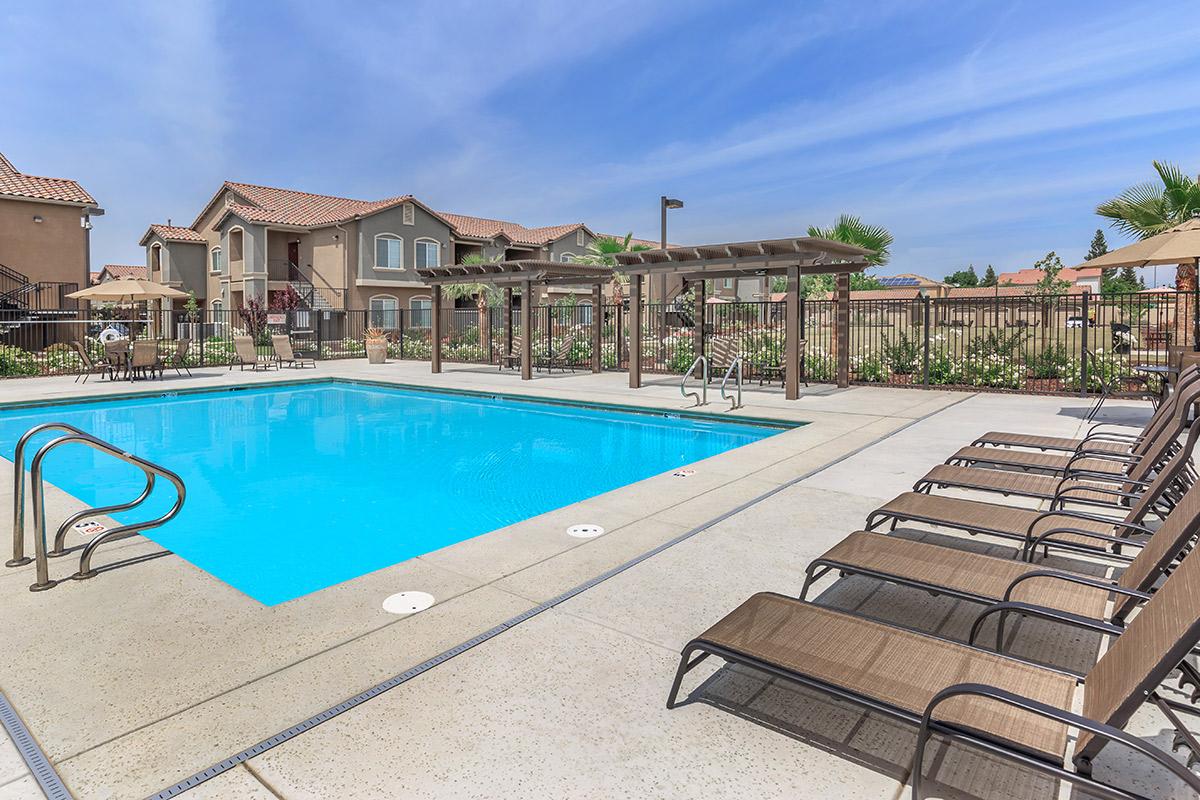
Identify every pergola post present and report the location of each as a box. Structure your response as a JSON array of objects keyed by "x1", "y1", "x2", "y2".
[
  {"x1": 503, "y1": 286, "x2": 513, "y2": 362},
  {"x1": 431, "y1": 284, "x2": 442, "y2": 374},
  {"x1": 693, "y1": 278, "x2": 706, "y2": 362},
  {"x1": 629, "y1": 274, "x2": 643, "y2": 388},
  {"x1": 591, "y1": 283, "x2": 602, "y2": 373},
  {"x1": 836, "y1": 272, "x2": 850, "y2": 388},
  {"x1": 521, "y1": 279, "x2": 533, "y2": 380},
  {"x1": 784, "y1": 266, "x2": 800, "y2": 400}
]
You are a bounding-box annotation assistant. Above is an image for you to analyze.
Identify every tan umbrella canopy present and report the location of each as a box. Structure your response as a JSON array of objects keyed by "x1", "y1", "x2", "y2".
[
  {"x1": 1076, "y1": 217, "x2": 1200, "y2": 350},
  {"x1": 66, "y1": 277, "x2": 189, "y2": 302},
  {"x1": 1077, "y1": 217, "x2": 1200, "y2": 269}
]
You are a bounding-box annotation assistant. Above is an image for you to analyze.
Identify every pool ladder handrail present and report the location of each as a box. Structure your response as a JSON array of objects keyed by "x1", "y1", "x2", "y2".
[
  {"x1": 720, "y1": 356, "x2": 744, "y2": 411},
  {"x1": 681, "y1": 355, "x2": 708, "y2": 407},
  {"x1": 8, "y1": 423, "x2": 186, "y2": 592}
]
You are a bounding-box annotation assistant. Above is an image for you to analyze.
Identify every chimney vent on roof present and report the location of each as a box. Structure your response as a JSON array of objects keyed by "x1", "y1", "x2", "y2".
[{"x1": 168, "y1": 218, "x2": 172, "y2": 226}]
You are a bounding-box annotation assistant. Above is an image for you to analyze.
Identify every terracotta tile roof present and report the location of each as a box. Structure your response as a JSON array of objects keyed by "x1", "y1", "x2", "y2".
[
  {"x1": 435, "y1": 211, "x2": 587, "y2": 246},
  {"x1": 219, "y1": 182, "x2": 413, "y2": 228},
  {"x1": 0, "y1": 152, "x2": 96, "y2": 205},
  {"x1": 144, "y1": 224, "x2": 206, "y2": 244},
  {"x1": 996, "y1": 267, "x2": 1102, "y2": 285},
  {"x1": 947, "y1": 285, "x2": 1086, "y2": 298},
  {"x1": 89, "y1": 271, "x2": 101, "y2": 285},
  {"x1": 99, "y1": 264, "x2": 148, "y2": 281},
  {"x1": 597, "y1": 233, "x2": 663, "y2": 249},
  {"x1": 805, "y1": 288, "x2": 922, "y2": 302}
]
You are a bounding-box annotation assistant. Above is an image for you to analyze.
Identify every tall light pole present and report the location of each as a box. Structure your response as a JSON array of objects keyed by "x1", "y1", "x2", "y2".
[{"x1": 660, "y1": 196, "x2": 683, "y2": 304}]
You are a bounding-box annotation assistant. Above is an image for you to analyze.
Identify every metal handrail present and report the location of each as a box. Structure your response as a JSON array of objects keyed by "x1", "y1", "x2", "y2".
[
  {"x1": 720, "y1": 356, "x2": 744, "y2": 411},
  {"x1": 9, "y1": 422, "x2": 96, "y2": 566},
  {"x1": 25, "y1": 432, "x2": 185, "y2": 592},
  {"x1": 681, "y1": 355, "x2": 708, "y2": 407}
]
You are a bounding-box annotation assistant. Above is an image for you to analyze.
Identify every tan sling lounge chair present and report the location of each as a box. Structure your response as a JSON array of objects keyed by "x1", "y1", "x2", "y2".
[
  {"x1": 536, "y1": 334, "x2": 577, "y2": 373},
  {"x1": 969, "y1": 364, "x2": 1199, "y2": 454},
  {"x1": 232, "y1": 336, "x2": 274, "y2": 371},
  {"x1": 865, "y1": 430, "x2": 1198, "y2": 561},
  {"x1": 803, "y1": 478, "x2": 1200, "y2": 653},
  {"x1": 498, "y1": 336, "x2": 522, "y2": 371},
  {"x1": 668, "y1": 538, "x2": 1200, "y2": 799},
  {"x1": 129, "y1": 340, "x2": 164, "y2": 380},
  {"x1": 70, "y1": 340, "x2": 111, "y2": 383},
  {"x1": 272, "y1": 334, "x2": 315, "y2": 368}
]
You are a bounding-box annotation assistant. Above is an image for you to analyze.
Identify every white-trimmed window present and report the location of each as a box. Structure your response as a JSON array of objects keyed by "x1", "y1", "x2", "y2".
[
  {"x1": 210, "y1": 246, "x2": 223, "y2": 274},
  {"x1": 409, "y1": 295, "x2": 432, "y2": 328},
  {"x1": 576, "y1": 229, "x2": 585, "y2": 247},
  {"x1": 402, "y1": 203, "x2": 415, "y2": 225},
  {"x1": 375, "y1": 234, "x2": 403, "y2": 270},
  {"x1": 150, "y1": 243, "x2": 162, "y2": 272},
  {"x1": 722, "y1": 278, "x2": 734, "y2": 289},
  {"x1": 369, "y1": 294, "x2": 399, "y2": 329},
  {"x1": 559, "y1": 252, "x2": 576, "y2": 263},
  {"x1": 414, "y1": 238, "x2": 440, "y2": 269}
]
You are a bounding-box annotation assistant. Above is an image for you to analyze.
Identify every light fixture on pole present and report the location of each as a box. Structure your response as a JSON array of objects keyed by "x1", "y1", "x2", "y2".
[{"x1": 659, "y1": 196, "x2": 684, "y2": 304}]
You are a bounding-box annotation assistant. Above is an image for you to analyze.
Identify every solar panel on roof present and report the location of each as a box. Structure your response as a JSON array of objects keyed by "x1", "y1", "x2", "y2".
[{"x1": 877, "y1": 276, "x2": 919, "y2": 287}]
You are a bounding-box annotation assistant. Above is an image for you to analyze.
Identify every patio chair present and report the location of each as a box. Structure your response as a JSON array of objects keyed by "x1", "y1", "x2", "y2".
[
  {"x1": 498, "y1": 336, "x2": 522, "y2": 372},
  {"x1": 754, "y1": 339, "x2": 802, "y2": 388},
  {"x1": 706, "y1": 337, "x2": 740, "y2": 377},
  {"x1": 800, "y1": 477, "x2": 1200, "y2": 653},
  {"x1": 129, "y1": 340, "x2": 164, "y2": 380},
  {"x1": 102, "y1": 339, "x2": 129, "y2": 380},
  {"x1": 970, "y1": 364, "x2": 1200, "y2": 454},
  {"x1": 862, "y1": 430, "x2": 1195, "y2": 561},
  {"x1": 163, "y1": 337, "x2": 192, "y2": 377},
  {"x1": 666, "y1": 541, "x2": 1200, "y2": 800},
  {"x1": 912, "y1": 381, "x2": 1200, "y2": 505},
  {"x1": 70, "y1": 340, "x2": 110, "y2": 384},
  {"x1": 932, "y1": 373, "x2": 1200, "y2": 478},
  {"x1": 536, "y1": 334, "x2": 577, "y2": 373},
  {"x1": 232, "y1": 336, "x2": 274, "y2": 371},
  {"x1": 272, "y1": 334, "x2": 315, "y2": 368}
]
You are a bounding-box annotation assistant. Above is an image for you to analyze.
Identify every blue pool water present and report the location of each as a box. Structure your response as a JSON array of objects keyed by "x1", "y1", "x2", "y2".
[{"x1": 0, "y1": 382, "x2": 780, "y2": 604}]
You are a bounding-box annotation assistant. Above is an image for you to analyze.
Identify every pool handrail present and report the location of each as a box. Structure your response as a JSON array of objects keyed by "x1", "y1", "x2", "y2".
[
  {"x1": 681, "y1": 355, "x2": 709, "y2": 407},
  {"x1": 25, "y1": 432, "x2": 186, "y2": 591},
  {"x1": 8, "y1": 422, "x2": 97, "y2": 567},
  {"x1": 720, "y1": 356, "x2": 744, "y2": 411}
]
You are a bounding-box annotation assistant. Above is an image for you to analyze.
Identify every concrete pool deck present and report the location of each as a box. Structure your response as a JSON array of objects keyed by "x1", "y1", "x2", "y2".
[{"x1": 0, "y1": 361, "x2": 1186, "y2": 799}]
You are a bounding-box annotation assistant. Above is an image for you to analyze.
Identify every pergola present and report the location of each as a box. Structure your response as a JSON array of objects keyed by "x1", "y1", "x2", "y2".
[
  {"x1": 612, "y1": 236, "x2": 872, "y2": 399},
  {"x1": 416, "y1": 259, "x2": 615, "y2": 380}
]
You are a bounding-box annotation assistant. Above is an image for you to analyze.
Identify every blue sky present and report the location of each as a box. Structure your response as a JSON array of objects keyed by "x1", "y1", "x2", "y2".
[{"x1": 3, "y1": 0, "x2": 1199, "y2": 284}]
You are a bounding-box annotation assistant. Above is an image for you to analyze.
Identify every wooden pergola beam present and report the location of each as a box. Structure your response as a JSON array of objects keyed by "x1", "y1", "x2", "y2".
[
  {"x1": 431, "y1": 284, "x2": 442, "y2": 374},
  {"x1": 629, "y1": 274, "x2": 642, "y2": 389},
  {"x1": 520, "y1": 279, "x2": 533, "y2": 380},
  {"x1": 591, "y1": 283, "x2": 602, "y2": 374}
]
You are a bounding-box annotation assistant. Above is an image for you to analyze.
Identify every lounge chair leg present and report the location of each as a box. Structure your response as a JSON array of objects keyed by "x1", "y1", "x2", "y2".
[
  {"x1": 666, "y1": 645, "x2": 708, "y2": 709},
  {"x1": 910, "y1": 719, "x2": 933, "y2": 800}
]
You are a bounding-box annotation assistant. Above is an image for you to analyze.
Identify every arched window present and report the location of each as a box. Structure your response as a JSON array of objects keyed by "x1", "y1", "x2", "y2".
[
  {"x1": 414, "y1": 238, "x2": 440, "y2": 269},
  {"x1": 150, "y1": 243, "x2": 162, "y2": 271},
  {"x1": 210, "y1": 246, "x2": 223, "y2": 274},
  {"x1": 409, "y1": 295, "x2": 432, "y2": 328},
  {"x1": 559, "y1": 252, "x2": 577, "y2": 263},
  {"x1": 375, "y1": 233, "x2": 403, "y2": 270},
  {"x1": 369, "y1": 294, "x2": 399, "y2": 328},
  {"x1": 577, "y1": 299, "x2": 593, "y2": 325}
]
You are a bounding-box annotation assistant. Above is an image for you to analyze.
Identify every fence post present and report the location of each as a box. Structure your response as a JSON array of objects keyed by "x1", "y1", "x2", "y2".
[
  {"x1": 1079, "y1": 289, "x2": 1090, "y2": 398},
  {"x1": 922, "y1": 295, "x2": 931, "y2": 387},
  {"x1": 316, "y1": 310, "x2": 324, "y2": 360}
]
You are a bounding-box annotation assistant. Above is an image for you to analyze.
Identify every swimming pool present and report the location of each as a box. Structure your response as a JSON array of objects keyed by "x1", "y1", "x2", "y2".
[{"x1": 0, "y1": 382, "x2": 783, "y2": 604}]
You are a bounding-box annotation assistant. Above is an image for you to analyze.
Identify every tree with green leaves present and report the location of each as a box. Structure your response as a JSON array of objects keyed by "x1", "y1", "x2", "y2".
[
  {"x1": 581, "y1": 233, "x2": 652, "y2": 305},
  {"x1": 443, "y1": 253, "x2": 504, "y2": 339},
  {"x1": 981, "y1": 265, "x2": 997, "y2": 287},
  {"x1": 1085, "y1": 229, "x2": 1108, "y2": 260},
  {"x1": 1027, "y1": 251, "x2": 1071, "y2": 296},
  {"x1": 1101, "y1": 265, "x2": 1142, "y2": 295},
  {"x1": 943, "y1": 266, "x2": 978, "y2": 287},
  {"x1": 1097, "y1": 161, "x2": 1200, "y2": 290},
  {"x1": 807, "y1": 214, "x2": 893, "y2": 289}
]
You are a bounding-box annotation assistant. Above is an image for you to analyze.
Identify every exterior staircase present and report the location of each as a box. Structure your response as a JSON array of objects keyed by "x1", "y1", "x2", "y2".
[{"x1": 286, "y1": 263, "x2": 336, "y2": 310}]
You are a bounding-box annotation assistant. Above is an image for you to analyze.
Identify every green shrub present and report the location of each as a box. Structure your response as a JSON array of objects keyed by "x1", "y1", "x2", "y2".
[
  {"x1": 1028, "y1": 344, "x2": 1072, "y2": 379},
  {"x1": 880, "y1": 330, "x2": 920, "y2": 374},
  {"x1": 851, "y1": 351, "x2": 890, "y2": 383},
  {"x1": 0, "y1": 346, "x2": 40, "y2": 377}
]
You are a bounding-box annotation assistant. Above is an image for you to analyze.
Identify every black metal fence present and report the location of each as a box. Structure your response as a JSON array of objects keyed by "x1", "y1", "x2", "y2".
[{"x1": 0, "y1": 291, "x2": 1192, "y2": 395}]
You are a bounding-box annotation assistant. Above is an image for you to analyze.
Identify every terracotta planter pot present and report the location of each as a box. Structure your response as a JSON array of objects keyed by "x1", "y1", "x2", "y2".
[{"x1": 365, "y1": 340, "x2": 387, "y2": 364}]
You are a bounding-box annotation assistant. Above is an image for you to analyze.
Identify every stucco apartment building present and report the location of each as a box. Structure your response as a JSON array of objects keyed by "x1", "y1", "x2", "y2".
[
  {"x1": 0, "y1": 151, "x2": 101, "y2": 307},
  {"x1": 141, "y1": 181, "x2": 647, "y2": 321}
]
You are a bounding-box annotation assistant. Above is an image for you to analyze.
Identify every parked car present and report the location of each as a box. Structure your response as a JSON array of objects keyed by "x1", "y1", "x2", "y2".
[{"x1": 1066, "y1": 315, "x2": 1096, "y2": 328}]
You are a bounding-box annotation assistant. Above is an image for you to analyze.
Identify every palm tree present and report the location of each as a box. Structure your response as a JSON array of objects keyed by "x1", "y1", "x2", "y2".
[
  {"x1": 581, "y1": 233, "x2": 651, "y2": 305},
  {"x1": 807, "y1": 215, "x2": 894, "y2": 267},
  {"x1": 442, "y1": 253, "x2": 503, "y2": 346},
  {"x1": 1096, "y1": 161, "x2": 1200, "y2": 289}
]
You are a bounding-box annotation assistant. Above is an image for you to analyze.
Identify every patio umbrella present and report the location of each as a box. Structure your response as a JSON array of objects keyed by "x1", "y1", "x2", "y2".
[
  {"x1": 1075, "y1": 217, "x2": 1200, "y2": 349},
  {"x1": 67, "y1": 277, "x2": 189, "y2": 338}
]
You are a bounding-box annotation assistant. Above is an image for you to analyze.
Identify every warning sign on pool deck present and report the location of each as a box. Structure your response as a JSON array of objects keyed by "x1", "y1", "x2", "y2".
[{"x1": 72, "y1": 520, "x2": 106, "y2": 536}]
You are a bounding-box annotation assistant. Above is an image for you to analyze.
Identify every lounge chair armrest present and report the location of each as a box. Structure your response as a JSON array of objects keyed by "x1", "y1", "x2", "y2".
[
  {"x1": 917, "y1": 684, "x2": 1200, "y2": 794},
  {"x1": 1025, "y1": 528, "x2": 1146, "y2": 559},
  {"x1": 1085, "y1": 422, "x2": 1145, "y2": 438},
  {"x1": 1079, "y1": 432, "x2": 1142, "y2": 447},
  {"x1": 1029, "y1": 508, "x2": 1151, "y2": 533},
  {"x1": 1053, "y1": 483, "x2": 1142, "y2": 504},
  {"x1": 1002, "y1": 570, "x2": 1152, "y2": 603},
  {"x1": 1067, "y1": 449, "x2": 1139, "y2": 465},
  {"x1": 968, "y1": 601, "x2": 1124, "y2": 656},
  {"x1": 1060, "y1": 470, "x2": 1151, "y2": 488}
]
